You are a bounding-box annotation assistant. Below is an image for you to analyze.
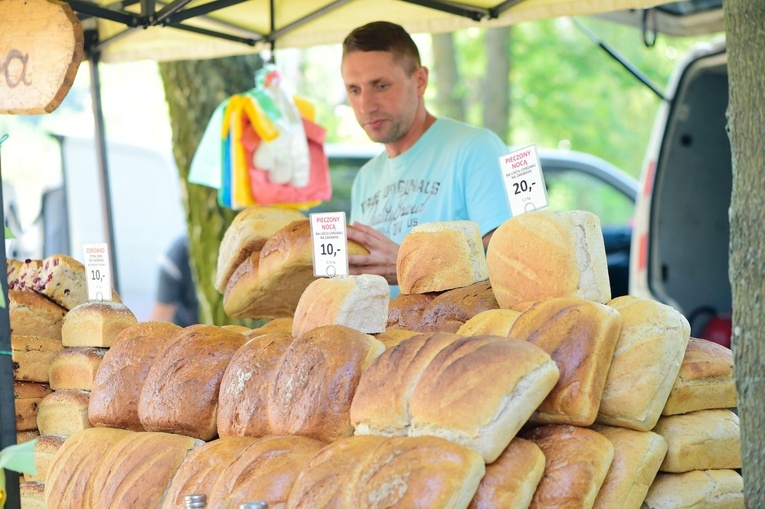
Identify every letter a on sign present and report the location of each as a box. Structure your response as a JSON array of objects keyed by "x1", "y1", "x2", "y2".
[{"x1": 0, "y1": 0, "x2": 84, "y2": 114}]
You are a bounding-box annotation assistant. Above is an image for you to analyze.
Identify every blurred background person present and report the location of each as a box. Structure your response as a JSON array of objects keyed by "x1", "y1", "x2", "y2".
[{"x1": 150, "y1": 235, "x2": 199, "y2": 326}]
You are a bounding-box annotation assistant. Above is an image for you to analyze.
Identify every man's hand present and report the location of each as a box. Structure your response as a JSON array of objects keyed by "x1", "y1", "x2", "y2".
[{"x1": 347, "y1": 222, "x2": 399, "y2": 285}]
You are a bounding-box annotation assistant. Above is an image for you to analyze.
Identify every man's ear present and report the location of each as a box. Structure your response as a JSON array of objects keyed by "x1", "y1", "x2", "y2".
[{"x1": 416, "y1": 66, "x2": 429, "y2": 95}]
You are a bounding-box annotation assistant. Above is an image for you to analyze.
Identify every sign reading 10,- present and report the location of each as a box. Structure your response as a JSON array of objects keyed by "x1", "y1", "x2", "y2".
[
  {"x1": 310, "y1": 211, "x2": 350, "y2": 278},
  {"x1": 83, "y1": 243, "x2": 113, "y2": 301}
]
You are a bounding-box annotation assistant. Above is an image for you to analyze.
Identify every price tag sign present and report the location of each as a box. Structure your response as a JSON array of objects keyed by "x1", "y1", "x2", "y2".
[
  {"x1": 83, "y1": 243, "x2": 112, "y2": 301},
  {"x1": 499, "y1": 145, "x2": 549, "y2": 217},
  {"x1": 310, "y1": 212, "x2": 349, "y2": 278}
]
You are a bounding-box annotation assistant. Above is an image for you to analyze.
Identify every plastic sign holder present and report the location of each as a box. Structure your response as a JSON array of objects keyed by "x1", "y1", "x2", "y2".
[
  {"x1": 499, "y1": 145, "x2": 549, "y2": 217},
  {"x1": 309, "y1": 212, "x2": 349, "y2": 278},
  {"x1": 84, "y1": 243, "x2": 112, "y2": 302}
]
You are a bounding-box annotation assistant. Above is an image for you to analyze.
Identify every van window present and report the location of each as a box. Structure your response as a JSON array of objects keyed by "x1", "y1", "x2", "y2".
[{"x1": 545, "y1": 169, "x2": 634, "y2": 227}]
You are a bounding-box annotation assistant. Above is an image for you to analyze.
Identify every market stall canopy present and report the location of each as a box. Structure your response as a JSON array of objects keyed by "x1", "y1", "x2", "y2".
[{"x1": 62, "y1": 0, "x2": 716, "y2": 63}]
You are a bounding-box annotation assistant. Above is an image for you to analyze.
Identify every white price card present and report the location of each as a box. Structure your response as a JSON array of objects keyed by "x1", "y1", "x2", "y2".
[
  {"x1": 310, "y1": 212, "x2": 350, "y2": 278},
  {"x1": 499, "y1": 145, "x2": 549, "y2": 217},
  {"x1": 83, "y1": 243, "x2": 112, "y2": 302}
]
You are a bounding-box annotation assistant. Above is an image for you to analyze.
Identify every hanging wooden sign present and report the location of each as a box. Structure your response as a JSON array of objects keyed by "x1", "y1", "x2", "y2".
[{"x1": 0, "y1": 0, "x2": 84, "y2": 114}]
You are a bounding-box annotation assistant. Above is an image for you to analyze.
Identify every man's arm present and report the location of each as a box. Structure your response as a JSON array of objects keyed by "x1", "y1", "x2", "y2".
[
  {"x1": 346, "y1": 222, "x2": 400, "y2": 285},
  {"x1": 482, "y1": 229, "x2": 496, "y2": 249}
]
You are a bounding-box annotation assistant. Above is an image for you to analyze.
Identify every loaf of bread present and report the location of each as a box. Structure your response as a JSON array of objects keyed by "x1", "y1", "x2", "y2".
[
  {"x1": 11, "y1": 335, "x2": 65, "y2": 382},
  {"x1": 19, "y1": 481, "x2": 46, "y2": 509},
  {"x1": 487, "y1": 210, "x2": 611, "y2": 309},
  {"x1": 457, "y1": 309, "x2": 522, "y2": 337},
  {"x1": 44, "y1": 427, "x2": 135, "y2": 509},
  {"x1": 245, "y1": 316, "x2": 294, "y2": 337},
  {"x1": 597, "y1": 295, "x2": 690, "y2": 431},
  {"x1": 8, "y1": 258, "x2": 43, "y2": 292},
  {"x1": 292, "y1": 275, "x2": 390, "y2": 337},
  {"x1": 468, "y1": 437, "x2": 545, "y2": 509},
  {"x1": 642, "y1": 469, "x2": 744, "y2": 509},
  {"x1": 48, "y1": 347, "x2": 107, "y2": 391},
  {"x1": 653, "y1": 409, "x2": 742, "y2": 473},
  {"x1": 663, "y1": 337, "x2": 737, "y2": 415},
  {"x1": 89, "y1": 321, "x2": 182, "y2": 431},
  {"x1": 397, "y1": 220, "x2": 489, "y2": 294},
  {"x1": 374, "y1": 328, "x2": 421, "y2": 349},
  {"x1": 33, "y1": 254, "x2": 89, "y2": 310},
  {"x1": 409, "y1": 335, "x2": 560, "y2": 463},
  {"x1": 508, "y1": 297, "x2": 622, "y2": 426},
  {"x1": 217, "y1": 331, "x2": 293, "y2": 438},
  {"x1": 268, "y1": 325, "x2": 385, "y2": 443},
  {"x1": 9, "y1": 290, "x2": 66, "y2": 340},
  {"x1": 7, "y1": 258, "x2": 25, "y2": 289},
  {"x1": 417, "y1": 280, "x2": 500, "y2": 333},
  {"x1": 36, "y1": 389, "x2": 91, "y2": 437},
  {"x1": 524, "y1": 424, "x2": 614, "y2": 509},
  {"x1": 591, "y1": 425, "x2": 668, "y2": 509},
  {"x1": 387, "y1": 292, "x2": 437, "y2": 330},
  {"x1": 286, "y1": 435, "x2": 485, "y2": 509},
  {"x1": 17, "y1": 430, "x2": 40, "y2": 444},
  {"x1": 25, "y1": 434, "x2": 67, "y2": 482},
  {"x1": 61, "y1": 301, "x2": 137, "y2": 347},
  {"x1": 224, "y1": 219, "x2": 369, "y2": 319},
  {"x1": 351, "y1": 332, "x2": 463, "y2": 437},
  {"x1": 215, "y1": 206, "x2": 306, "y2": 292},
  {"x1": 90, "y1": 431, "x2": 203, "y2": 509},
  {"x1": 14, "y1": 381, "x2": 53, "y2": 431},
  {"x1": 138, "y1": 324, "x2": 246, "y2": 440},
  {"x1": 207, "y1": 435, "x2": 325, "y2": 509}
]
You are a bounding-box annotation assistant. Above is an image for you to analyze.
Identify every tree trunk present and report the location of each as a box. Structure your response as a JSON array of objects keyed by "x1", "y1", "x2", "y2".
[
  {"x1": 431, "y1": 32, "x2": 466, "y2": 122},
  {"x1": 482, "y1": 26, "x2": 511, "y2": 142},
  {"x1": 724, "y1": 1, "x2": 765, "y2": 506},
  {"x1": 158, "y1": 55, "x2": 263, "y2": 325}
]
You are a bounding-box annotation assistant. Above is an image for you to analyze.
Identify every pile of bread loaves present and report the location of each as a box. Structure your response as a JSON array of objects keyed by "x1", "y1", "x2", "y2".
[{"x1": 11, "y1": 208, "x2": 742, "y2": 509}]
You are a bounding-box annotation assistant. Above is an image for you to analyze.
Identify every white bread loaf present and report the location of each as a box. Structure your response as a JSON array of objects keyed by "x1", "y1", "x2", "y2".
[
  {"x1": 408, "y1": 335, "x2": 560, "y2": 463},
  {"x1": 457, "y1": 308, "x2": 522, "y2": 337},
  {"x1": 268, "y1": 325, "x2": 385, "y2": 443},
  {"x1": 61, "y1": 301, "x2": 137, "y2": 347},
  {"x1": 292, "y1": 274, "x2": 389, "y2": 337},
  {"x1": 9, "y1": 290, "x2": 66, "y2": 340},
  {"x1": 663, "y1": 337, "x2": 737, "y2": 415},
  {"x1": 11, "y1": 335, "x2": 65, "y2": 382},
  {"x1": 524, "y1": 424, "x2": 615, "y2": 509},
  {"x1": 215, "y1": 206, "x2": 307, "y2": 292},
  {"x1": 387, "y1": 292, "x2": 438, "y2": 330},
  {"x1": 138, "y1": 324, "x2": 246, "y2": 440},
  {"x1": 89, "y1": 321, "x2": 182, "y2": 431},
  {"x1": 245, "y1": 316, "x2": 294, "y2": 337},
  {"x1": 597, "y1": 295, "x2": 691, "y2": 431},
  {"x1": 207, "y1": 435, "x2": 325, "y2": 509},
  {"x1": 508, "y1": 297, "x2": 623, "y2": 426},
  {"x1": 14, "y1": 381, "x2": 53, "y2": 431},
  {"x1": 397, "y1": 220, "x2": 489, "y2": 294},
  {"x1": 468, "y1": 437, "x2": 546, "y2": 509},
  {"x1": 591, "y1": 425, "x2": 668, "y2": 509},
  {"x1": 653, "y1": 409, "x2": 742, "y2": 473},
  {"x1": 351, "y1": 332, "x2": 464, "y2": 437},
  {"x1": 19, "y1": 481, "x2": 46, "y2": 509},
  {"x1": 26, "y1": 434, "x2": 67, "y2": 483},
  {"x1": 417, "y1": 280, "x2": 500, "y2": 333},
  {"x1": 48, "y1": 347, "x2": 107, "y2": 391},
  {"x1": 642, "y1": 470, "x2": 744, "y2": 509},
  {"x1": 217, "y1": 331, "x2": 293, "y2": 438},
  {"x1": 36, "y1": 389, "x2": 91, "y2": 437},
  {"x1": 486, "y1": 210, "x2": 611, "y2": 309},
  {"x1": 286, "y1": 435, "x2": 485, "y2": 509}
]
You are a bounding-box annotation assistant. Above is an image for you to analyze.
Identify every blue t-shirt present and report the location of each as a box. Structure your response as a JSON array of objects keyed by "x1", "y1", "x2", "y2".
[{"x1": 350, "y1": 117, "x2": 512, "y2": 295}]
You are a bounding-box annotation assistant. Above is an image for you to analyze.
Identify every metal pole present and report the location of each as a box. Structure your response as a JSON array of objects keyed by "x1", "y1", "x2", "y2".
[
  {"x1": 0, "y1": 134, "x2": 21, "y2": 509},
  {"x1": 86, "y1": 30, "x2": 121, "y2": 294}
]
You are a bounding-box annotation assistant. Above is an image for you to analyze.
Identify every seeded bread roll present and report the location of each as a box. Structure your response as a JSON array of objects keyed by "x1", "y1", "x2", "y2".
[
  {"x1": 597, "y1": 296, "x2": 691, "y2": 431},
  {"x1": 292, "y1": 275, "x2": 390, "y2": 337},
  {"x1": 11, "y1": 335, "x2": 65, "y2": 382},
  {"x1": 36, "y1": 390, "x2": 91, "y2": 437},
  {"x1": 487, "y1": 210, "x2": 611, "y2": 310},
  {"x1": 61, "y1": 301, "x2": 137, "y2": 348},
  {"x1": 138, "y1": 324, "x2": 246, "y2": 440},
  {"x1": 457, "y1": 309, "x2": 522, "y2": 337},
  {"x1": 653, "y1": 409, "x2": 742, "y2": 473},
  {"x1": 662, "y1": 337, "x2": 737, "y2": 415},
  {"x1": 468, "y1": 438, "x2": 546, "y2": 509},
  {"x1": 14, "y1": 381, "x2": 53, "y2": 431},
  {"x1": 417, "y1": 280, "x2": 500, "y2": 333},
  {"x1": 397, "y1": 220, "x2": 489, "y2": 294},
  {"x1": 591, "y1": 425, "x2": 668, "y2": 509},
  {"x1": 642, "y1": 470, "x2": 744, "y2": 509},
  {"x1": 26, "y1": 434, "x2": 68, "y2": 483},
  {"x1": 408, "y1": 335, "x2": 560, "y2": 463},
  {"x1": 524, "y1": 424, "x2": 615, "y2": 509},
  {"x1": 508, "y1": 297, "x2": 623, "y2": 426},
  {"x1": 215, "y1": 206, "x2": 306, "y2": 292},
  {"x1": 9, "y1": 290, "x2": 66, "y2": 340},
  {"x1": 387, "y1": 292, "x2": 438, "y2": 330},
  {"x1": 48, "y1": 347, "x2": 107, "y2": 391},
  {"x1": 88, "y1": 321, "x2": 182, "y2": 431}
]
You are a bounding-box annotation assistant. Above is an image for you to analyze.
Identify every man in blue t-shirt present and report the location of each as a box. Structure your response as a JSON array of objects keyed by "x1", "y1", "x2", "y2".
[{"x1": 341, "y1": 21, "x2": 511, "y2": 289}]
